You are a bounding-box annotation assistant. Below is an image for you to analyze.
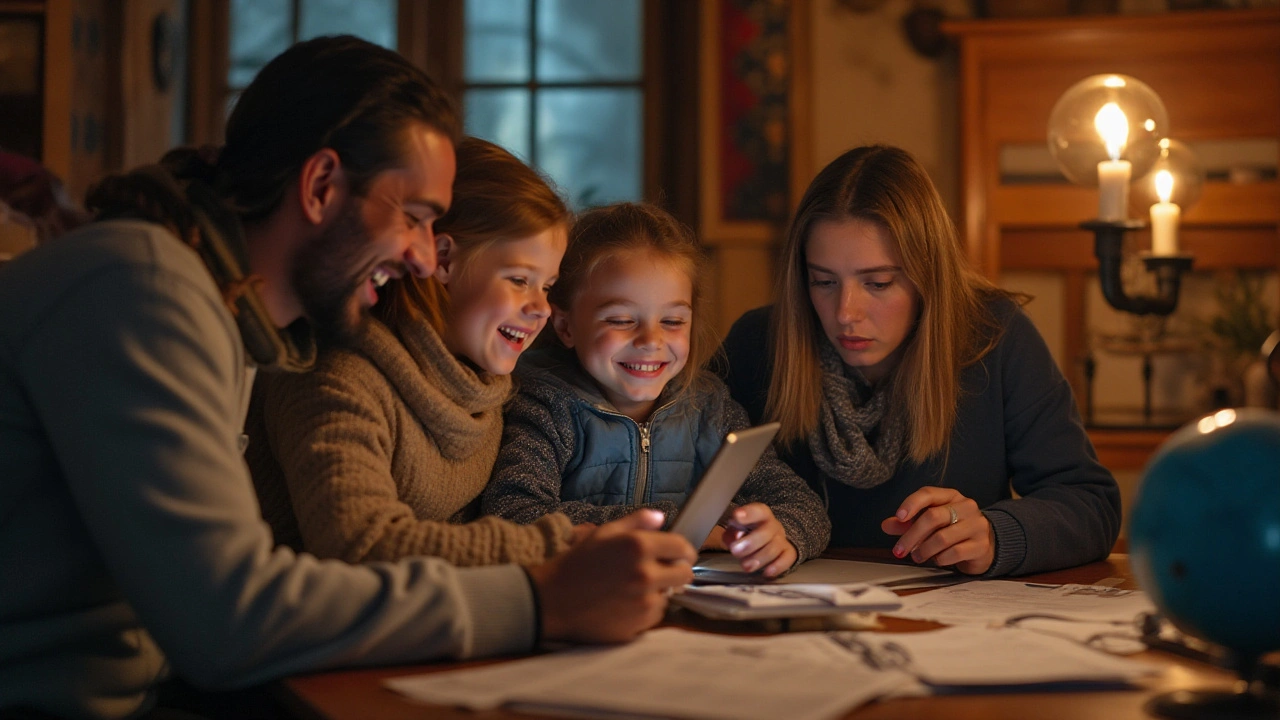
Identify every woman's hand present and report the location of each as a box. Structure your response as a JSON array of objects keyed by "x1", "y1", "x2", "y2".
[
  {"x1": 720, "y1": 503, "x2": 797, "y2": 577},
  {"x1": 881, "y1": 487, "x2": 994, "y2": 575}
]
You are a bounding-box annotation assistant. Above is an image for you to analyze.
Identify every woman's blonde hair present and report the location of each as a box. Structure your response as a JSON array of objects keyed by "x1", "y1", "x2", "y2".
[
  {"x1": 549, "y1": 202, "x2": 717, "y2": 399},
  {"x1": 374, "y1": 137, "x2": 570, "y2": 337},
  {"x1": 767, "y1": 145, "x2": 1012, "y2": 462}
]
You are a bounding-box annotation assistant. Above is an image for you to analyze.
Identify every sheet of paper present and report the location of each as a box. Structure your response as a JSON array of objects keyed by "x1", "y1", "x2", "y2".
[
  {"x1": 385, "y1": 628, "x2": 916, "y2": 720},
  {"x1": 694, "y1": 554, "x2": 961, "y2": 589},
  {"x1": 681, "y1": 583, "x2": 901, "y2": 608},
  {"x1": 383, "y1": 648, "x2": 605, "y2": 711},
  {"x1": 1014, "y1": 617, "x2": 1146, "y2": 655},
  {"x1": 889, "y1": 581, "x2": 1155, "y2": 625},
  {"x1": 844, "y1": 626, "x2": 1162, "y2": 686},
  {"x1": 673, "y1": 583, "x2": 902, "y2": 620}
]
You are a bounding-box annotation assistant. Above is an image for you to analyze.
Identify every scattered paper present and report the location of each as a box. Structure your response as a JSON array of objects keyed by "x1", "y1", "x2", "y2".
[
  {"x1": 1012, "y1": 617, "x2": 1146, "y2": 655},
  {"x1": 382, "y1": 580, "x2": 1164, "y2": 718},
  {"x1": 673, "y1": 582, "x2": 902, "y2": 620},
  {"x1": 889, "y1": 581, "x2": 1155, "y2": 626},
  {"x1": 385, "y1": 629, "x2": 914, "y2": 720},
  {"x1": 841, "y1": 626, "x2": 1162, "y2": 686}
]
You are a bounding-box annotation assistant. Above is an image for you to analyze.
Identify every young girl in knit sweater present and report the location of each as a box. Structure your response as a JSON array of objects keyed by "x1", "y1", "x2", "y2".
[
  {"x1": 246, "y1": 137, "x2": 583, "y2": 566},
  {"x1": 483, "y1": 203, "x2": 829, "y2": 577}
]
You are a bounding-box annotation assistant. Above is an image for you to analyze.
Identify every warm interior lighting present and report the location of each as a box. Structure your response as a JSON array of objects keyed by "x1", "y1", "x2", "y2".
[
  {"x1": 1199, "y1": 409, "x2": 1238, "y2": 433},
  {"x1": 1094, "y1": 102, "x2": 1128, "y2": 161},
  {"x1": 1155, "y1": 170, "x2": 1174, "y2": 204}
]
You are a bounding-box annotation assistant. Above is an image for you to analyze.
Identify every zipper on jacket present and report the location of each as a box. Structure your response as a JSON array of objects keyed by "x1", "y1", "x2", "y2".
[{"x1": 633, "y1": 423, "x2": 651, "y2": 505}]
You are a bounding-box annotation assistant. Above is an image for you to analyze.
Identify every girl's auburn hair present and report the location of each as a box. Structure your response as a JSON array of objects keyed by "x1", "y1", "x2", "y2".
[
  {"x1": 373, "y1": 137, "x2": 570, "y2": 337},
  {"x1": 550, "y1": 202, "x2": 718, "y2": 400},
  {"x1": 766, "y1": 145, "x2": 1017, "y2": 463}
]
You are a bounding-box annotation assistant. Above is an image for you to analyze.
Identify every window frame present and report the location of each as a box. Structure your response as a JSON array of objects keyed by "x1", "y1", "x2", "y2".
[{"x1": 184, "y1": 0, "x2": 691, "y2": 219}]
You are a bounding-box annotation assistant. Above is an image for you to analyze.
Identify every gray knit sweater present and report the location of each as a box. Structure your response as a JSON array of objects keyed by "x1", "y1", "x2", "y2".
[
  {"x1": 483, "y1": 349, "x2": 831, "y2": 564},
  {"x1": 0, "y1": 221, "x2": 538, "y2": 719}
]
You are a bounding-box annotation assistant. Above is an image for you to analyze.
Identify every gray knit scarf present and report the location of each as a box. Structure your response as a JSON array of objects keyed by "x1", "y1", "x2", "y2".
[{"x1": 807, "y1": 340, "x2": 907, "y2": 489}]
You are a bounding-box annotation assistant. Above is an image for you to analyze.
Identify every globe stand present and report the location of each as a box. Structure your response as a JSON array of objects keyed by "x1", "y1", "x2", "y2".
[{"x1": 1145, "y1": 653, "x2": 1280, "y2": 720}]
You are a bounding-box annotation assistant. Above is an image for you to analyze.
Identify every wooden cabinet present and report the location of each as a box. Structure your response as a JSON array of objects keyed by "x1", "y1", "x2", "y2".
[
  {"x1": 944, "y1": 8, "x2": 1280, "y2": 470},
  {"x1": 1, "y1": 0, "x2": 183, "y2": 202}
]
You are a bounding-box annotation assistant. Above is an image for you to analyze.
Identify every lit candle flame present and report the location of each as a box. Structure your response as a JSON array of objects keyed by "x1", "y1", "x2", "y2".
[
  {"x1": 1094, "y1": 102, "x2": 1129, "y2": 161},
  {"x1": 1155, "y1": 170, "x2": 1174, "y2": 204}
]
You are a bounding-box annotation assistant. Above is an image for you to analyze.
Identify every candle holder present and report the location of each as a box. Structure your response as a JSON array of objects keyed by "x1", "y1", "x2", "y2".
[
  {"x1": 1085, "y1": 219, "x2": 1194, "y2": 316},
  {"x1": 1050, "y1": 74, "x2": 1201, "y2": 428},
  {"x1": 1081, "y1": 219, "x2": 1195, "y2": 429}
]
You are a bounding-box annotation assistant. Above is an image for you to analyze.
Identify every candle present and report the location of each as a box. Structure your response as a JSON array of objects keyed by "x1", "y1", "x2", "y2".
[
  {"x1": 1149, "y1": 169, "x2": 1180, "y2": 256},
  {"x1": 1094, "y1": 102, "x2": 1131, "y2": 222},
  {"x1": 1097, "y1": 160, "x2": 1131, "y2": 222}
]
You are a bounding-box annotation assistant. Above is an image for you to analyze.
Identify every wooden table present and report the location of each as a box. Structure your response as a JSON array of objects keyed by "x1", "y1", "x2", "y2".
[{"x1": 277, "y1": 551, "x2": 1240, "y2": 720}]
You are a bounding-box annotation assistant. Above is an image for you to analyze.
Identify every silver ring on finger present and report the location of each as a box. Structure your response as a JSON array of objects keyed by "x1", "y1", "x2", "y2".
[{"x1": 947, "y1": 505, "x2": 959, "y2": 526}]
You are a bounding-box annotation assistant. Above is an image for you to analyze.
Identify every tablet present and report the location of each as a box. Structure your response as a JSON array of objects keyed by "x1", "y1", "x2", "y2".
[{"x1": 667, "y1": 422, "x2": 781, "y2": 547}]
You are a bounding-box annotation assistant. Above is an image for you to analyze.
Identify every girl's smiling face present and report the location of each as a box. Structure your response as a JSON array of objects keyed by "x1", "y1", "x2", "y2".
[
  {"x1": 553, "y1": 248, "x2": 693, "y2": 422},
  {"x1": 439, "y1": 225, "x2": 567, "y2": 375}
]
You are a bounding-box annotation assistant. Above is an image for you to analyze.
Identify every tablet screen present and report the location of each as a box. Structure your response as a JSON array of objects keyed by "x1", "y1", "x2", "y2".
[{"x1": 667, "y1": 422, "x2": 781, "y2": 547}]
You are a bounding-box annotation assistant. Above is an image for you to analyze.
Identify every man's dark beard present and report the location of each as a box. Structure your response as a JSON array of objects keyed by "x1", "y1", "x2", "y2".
[{"x1": 292, "y1": 198, "x2": 375, "y2": 347}]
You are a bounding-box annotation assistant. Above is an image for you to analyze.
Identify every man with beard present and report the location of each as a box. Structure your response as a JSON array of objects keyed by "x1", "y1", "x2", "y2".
[{"x1": 0, "y1": 36, "x2": 695, "y2": 720}]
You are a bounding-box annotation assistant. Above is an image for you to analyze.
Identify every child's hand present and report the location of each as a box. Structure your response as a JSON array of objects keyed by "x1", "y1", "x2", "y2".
[
  {"x1": 699, "y1": 525, "x2": 728, "y2": 551},
  {"x1": 720, "y1": 503, "x2": 796, "y2": 577}
]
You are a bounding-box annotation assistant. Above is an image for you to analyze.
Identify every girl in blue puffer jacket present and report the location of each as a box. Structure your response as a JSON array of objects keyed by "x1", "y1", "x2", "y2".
[{"x1": 482, "y1": 203, "x2": 829, "y2": 578}]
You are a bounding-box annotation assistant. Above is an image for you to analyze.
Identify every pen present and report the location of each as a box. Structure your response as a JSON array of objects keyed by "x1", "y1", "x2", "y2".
[{"x1": 1024, "y1": 582, "x2": 1061, "y2": 588}]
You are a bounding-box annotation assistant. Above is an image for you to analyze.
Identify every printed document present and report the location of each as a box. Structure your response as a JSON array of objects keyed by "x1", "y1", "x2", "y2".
[
  {"x1": 385, "y1": 625, "x2": 1160, "y2": 719},
  {"x1": 673, "y1": 582, "x2": 902, "y2": 620},
  {"x1": 890, "y1": 581, "x2": 1155, "y2": 625},
  {"x1": 385, "y1": 628, "x2": 915, "y2": 720},
  {"x1": 839, "y1": 626, "x2": 1161, "y2": 686}
]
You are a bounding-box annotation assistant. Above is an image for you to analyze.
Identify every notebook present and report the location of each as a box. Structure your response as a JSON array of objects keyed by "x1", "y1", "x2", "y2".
[{"x1": 667, "y1": 422, "x2": 781, "y2": 548}]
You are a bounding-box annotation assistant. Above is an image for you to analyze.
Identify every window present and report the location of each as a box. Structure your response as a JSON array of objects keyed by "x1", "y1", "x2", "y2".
[
  {"x1": 226, "y1": 0, "x2": 397, "y2": 112},
  {"x1": 206, "y1": 0, "x2": 668, "y2": 212},
  {"x1": 462, "y1": 0, "x2": 644, "y2": 209}
]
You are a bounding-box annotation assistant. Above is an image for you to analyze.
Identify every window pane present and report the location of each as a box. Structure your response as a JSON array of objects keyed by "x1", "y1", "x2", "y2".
[
  {"x1": 300, "y1": 0, "x2": 397, "y2": 49},
  {"x1": 465, "y1": 89, "x2": 532, "y2": 160},
  {"x1": 465, "y1": 0, "x2": 531, "y2": 83},
  {"x1": 537, "y1": 89, "x2": 641, "y2": 208},
  {"x1": 229, "y1": 0, "x2": 291, "y2": 88},
  {"x1": 536, "y1": 0, "x2": 641, "y2": 82}
]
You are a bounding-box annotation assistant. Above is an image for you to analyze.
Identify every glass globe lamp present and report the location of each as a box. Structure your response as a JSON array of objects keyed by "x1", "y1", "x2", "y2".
[
  {"x1": 1047, "y1": 73, "x2": 1190, "y2": 317},
  {"x1": 1047, "y1": 74, "x2": 1169, "y2": 187},
  {"x1": 1131, "y1": 138, "x2": 1205, "y2": 211}
]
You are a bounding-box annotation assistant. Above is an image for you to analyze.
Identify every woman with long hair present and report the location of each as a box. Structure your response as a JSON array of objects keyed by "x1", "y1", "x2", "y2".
[{"x1": 722, "y1": 145, "x2": 1119, "y2": 576}]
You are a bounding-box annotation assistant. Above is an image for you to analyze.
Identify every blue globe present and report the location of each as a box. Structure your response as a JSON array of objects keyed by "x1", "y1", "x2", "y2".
[{"x1": 1129, "y1": 408, "x2": 1280, "y2": 659}]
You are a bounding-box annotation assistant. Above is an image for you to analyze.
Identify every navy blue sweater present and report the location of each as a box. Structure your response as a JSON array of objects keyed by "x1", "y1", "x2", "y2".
[{"x1": 720, "y1": 300, "x2": 1121, "y2": 577}]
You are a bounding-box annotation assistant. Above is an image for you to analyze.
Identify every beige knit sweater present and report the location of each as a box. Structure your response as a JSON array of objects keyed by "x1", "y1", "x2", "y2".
[{"x1": 246, "y1": 315, "x2": 574, "y2": 566}]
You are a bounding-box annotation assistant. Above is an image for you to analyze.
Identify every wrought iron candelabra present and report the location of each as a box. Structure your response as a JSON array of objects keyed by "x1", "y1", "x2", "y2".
[{"x1": 1082, "y1": 219, "x2": 1195, "y2": 426}]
